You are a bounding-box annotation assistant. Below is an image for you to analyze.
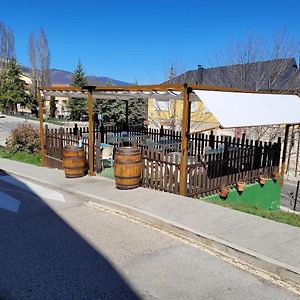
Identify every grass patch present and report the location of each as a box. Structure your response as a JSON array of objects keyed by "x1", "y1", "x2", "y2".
[
  {"x1": 44, "y1": 118, "x2": 65, "y2": 125},
  {"x1": 0, "y1": 147, "x2": 41, "y2": 166},
  {"x1": 201, "y1": 198, "x2": 300, "y2": 228}
]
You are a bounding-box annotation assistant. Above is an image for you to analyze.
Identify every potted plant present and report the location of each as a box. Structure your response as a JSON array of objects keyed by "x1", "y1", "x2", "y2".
[
  {"x1": 272, "y1": 169, "x2": 281, "y2": 181},
  {"x1": 259, "y1": 174, "x2": 268, "y2": 185},
  {"x1": 236, "y1": 180, "x2": 246, "y2": 192},
  {"x1": 219, "y1": 185, "x2": 230, "y2": 198}
]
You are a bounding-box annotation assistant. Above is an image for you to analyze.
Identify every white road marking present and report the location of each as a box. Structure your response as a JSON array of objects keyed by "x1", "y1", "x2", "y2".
[
  {"x1": 0, "y1": 191, "x2": 21, "y2": 212},
  {"x1": 0, "y1": 176, "x2": 65, "y2": 202}
]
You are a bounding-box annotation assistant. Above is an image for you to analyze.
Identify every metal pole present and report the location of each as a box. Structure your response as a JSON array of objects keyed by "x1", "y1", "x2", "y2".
[
  {"x1": 294, "y1": 125, "x2": 300, "y2": 177},
  {"x1": 286, "y1": 125, "x2": 294, "y2": 174},
  {"x1": 38, "y1": 89, "x2": 45, "y2": 166},
  {"x1": 280, "y1": 124, "x2": 290, "y2": 179},
  {"x1": 87, "y1": 88, "x2": 94, "y2": 176},
  {"x1": 179, "y1": 84, "x2": 190, "y2": 196},
  {"x1": 293, "y1": 180, "x2": 299, "y2": 211}
]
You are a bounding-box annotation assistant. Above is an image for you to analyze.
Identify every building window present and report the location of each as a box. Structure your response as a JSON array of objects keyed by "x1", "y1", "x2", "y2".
[{"x1": 155, "y1": 99, "x2": 169, "y2": 111}]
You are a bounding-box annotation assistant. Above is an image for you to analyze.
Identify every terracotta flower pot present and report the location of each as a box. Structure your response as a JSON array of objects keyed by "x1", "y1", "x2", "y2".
[
  {"x1": 272, "y1": 171, "x2": 281, "y2": 181},
  {"x1": 236, "y1": 181, "x2": 246, "y2": 192},
  {"x1": 219, "y1": 186, "x2": 230, "y2": 198},
  {"x1": 259, "y1": 175, "x2": 268, "y2": 185}
]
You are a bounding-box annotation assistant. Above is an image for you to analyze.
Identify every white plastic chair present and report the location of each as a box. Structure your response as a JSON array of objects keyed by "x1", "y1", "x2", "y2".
[{"x1": 102, "y1": 145, "x2": 114, "y2": 169}]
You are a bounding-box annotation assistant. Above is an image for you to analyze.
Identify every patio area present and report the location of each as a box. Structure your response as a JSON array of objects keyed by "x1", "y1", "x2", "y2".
[
  {"x1": 44, "y1": 123, "x2": 281, "y2": 197},
  {"x1": 37, "y1": 83, "x2": 300, "y2": 198}
]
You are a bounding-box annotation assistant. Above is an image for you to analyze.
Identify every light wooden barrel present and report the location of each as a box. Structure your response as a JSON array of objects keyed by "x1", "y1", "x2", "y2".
[
  {"x1": 63, "y1": 145, "x2": 86, "y2": 178},
  {"x1": 114, "y1": 147, "x2": 142, "y2": 190}
]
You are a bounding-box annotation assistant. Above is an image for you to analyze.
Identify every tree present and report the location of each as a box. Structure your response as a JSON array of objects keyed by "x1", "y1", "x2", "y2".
[
  {"x1": 206, "y1": 30, "x2": 300, "y2": 140},
  {"x1": 37, "y1": 28, "x2": 50, "y2": 86},
  {"x1": 0, "y1": 58, "x2": 28, "y2": 112},
  {"x1": 71, "y1": 60, "x2": 88, "y2": 87},
  {"x1": 0, "y1": 22, "x2": 7, "y2": 69},
  {"x1": 28, "y1": 33, "x2": 37, "y2": 98},
  {"x1": 27, "y1": 29, "x2": 50, "y2": 116},
  {"x1": 92, "y1": 79, "x2": 147, "y2": 127},
  {"x1": 208, "y1": 30, "x2": 299, "y2": 91},
  {"x1": 67, "y1": 60, "x2": 88, "y2": 120},
  {"x1": 6, "y1": 27, "x2": 15, "y2": 59},
  {"x1": 127, "y1": 97, "x2": 147, "y2": 126},
  {"x1": 0, "y1": 22, "x2": 15, "y2": 70},
  {"x1": 49, "y1": 96, "x2": 56, "y2": 118}
]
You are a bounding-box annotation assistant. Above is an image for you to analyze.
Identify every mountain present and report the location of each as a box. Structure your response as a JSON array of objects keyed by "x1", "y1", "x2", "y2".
[{"x1": 21, "y1": 66, "x2": 131, "y2": 86}]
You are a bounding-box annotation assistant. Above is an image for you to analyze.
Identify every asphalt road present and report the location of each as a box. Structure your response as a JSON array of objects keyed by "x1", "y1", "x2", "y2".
[
  {"x1": 0, "y1": 114, "x2": 61, "y2": 146},
  {"x1": 0, "y1": 171, "x2": 299, "y2": 299},
  {"x1": 281, "y1": 180, "x2": 300, "y2": 212}
]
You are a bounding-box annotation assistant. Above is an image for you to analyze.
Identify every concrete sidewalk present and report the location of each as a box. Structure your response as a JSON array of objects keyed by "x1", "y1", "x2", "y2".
[{"x1": 1, "y1": 158, "x2": 300, "y2": 288}]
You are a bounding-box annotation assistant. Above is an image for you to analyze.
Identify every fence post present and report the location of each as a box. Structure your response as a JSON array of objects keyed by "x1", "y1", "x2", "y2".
[
  {"x1": 209, "y1": 131, "x2": 215, "y2": 149},
  {"x1": 160, "y1": 125, "x2": 164, "y2": 138},
  {"x1": 95, "y1": 137, "x2": 102, "y2": 173},
  {"x1": 100, "y1": 124, "x2": 105, "y2": 144}
]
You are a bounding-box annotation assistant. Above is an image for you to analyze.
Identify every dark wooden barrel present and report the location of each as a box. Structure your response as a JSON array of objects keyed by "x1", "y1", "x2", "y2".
[
  {"x1": 63, "y1": 145, "x2": 86, "y2": 178},
  {"x1": 114, "y1": 147, "x2": 142, "y2": 190}
]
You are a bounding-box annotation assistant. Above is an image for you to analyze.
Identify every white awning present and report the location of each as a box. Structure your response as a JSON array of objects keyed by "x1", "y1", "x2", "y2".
[
  {"x1": 194, "y1": 90, "x2": 300, "y2": 128},
  {"x1": 41, "y1": 89, "x2": 183, "y2": 101}
]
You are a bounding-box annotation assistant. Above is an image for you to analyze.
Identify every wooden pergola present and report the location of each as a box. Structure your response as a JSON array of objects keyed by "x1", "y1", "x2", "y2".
[{"x1": 38, "y1": 83, "x2": 299, "y2": 195}]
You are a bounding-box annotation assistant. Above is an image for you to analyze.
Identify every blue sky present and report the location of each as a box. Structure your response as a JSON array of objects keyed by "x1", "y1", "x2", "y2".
[{"x1": 1, "y1": 0, "x2": 300, "y2": 84}]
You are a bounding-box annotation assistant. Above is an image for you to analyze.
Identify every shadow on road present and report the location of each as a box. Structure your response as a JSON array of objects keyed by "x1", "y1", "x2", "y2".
[{"x1": 0, "y1": 170, "x2": 140, "y2": 299}]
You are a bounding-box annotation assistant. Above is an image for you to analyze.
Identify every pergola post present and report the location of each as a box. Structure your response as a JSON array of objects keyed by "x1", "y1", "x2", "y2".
[
  {"x1": 87, "y1": 87, "x2": 95, "y2": 176},
  {"x1": 179, "y1": 84, "x2": 190, "y2": 196},
  {"x1": 38, "y1": 89, "x2": 45, "y2": 166},
  {"x1": 280, "y1": 124, "x2": 290, "y2": 179}
]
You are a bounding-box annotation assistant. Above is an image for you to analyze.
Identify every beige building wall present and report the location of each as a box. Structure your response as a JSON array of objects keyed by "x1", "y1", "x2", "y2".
[{"x1": 147, "y1": 98, "x2": 219, "y2": 132}]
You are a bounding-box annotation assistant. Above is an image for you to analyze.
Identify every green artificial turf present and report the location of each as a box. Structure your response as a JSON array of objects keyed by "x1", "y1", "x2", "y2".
[{"x1": 98, "y1": 166, "x2": 115, "y2": 180}]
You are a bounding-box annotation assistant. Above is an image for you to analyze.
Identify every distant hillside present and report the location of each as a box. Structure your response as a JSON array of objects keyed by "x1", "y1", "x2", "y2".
[{"x1": 21, "y1": 66, "x2": 131, "y2": 86}]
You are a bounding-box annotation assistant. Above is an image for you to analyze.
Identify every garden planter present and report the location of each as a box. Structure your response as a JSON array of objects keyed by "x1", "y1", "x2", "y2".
[
  {"x1": 63, "y1": 145, "x2": 86, "y2": 178},
  {"x1": 236, "y1": 181, "x2": 246, "y2": 192},
  {"x1": 219, "y1": 186, "x2": 230, "y2": 198},
  {"x1": 114, "y1": 147, "x2": 142, "y2": 190},
  {"x1": 272, "y1": 171, "x2": 281, "y2": 181},
  {"x1": 259, "y1": 175, "x2": 268, "y2": 186}
]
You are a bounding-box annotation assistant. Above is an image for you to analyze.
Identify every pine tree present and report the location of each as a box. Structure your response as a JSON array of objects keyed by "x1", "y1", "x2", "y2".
[
  {"x1": 93, "y1": 79, "x2": 147, "y2": 127},
  {"x1": 71, "y1": 61, "x2": 88, "y2": 87},
  {"x1": 0, "y1": 58, "x2": 28, "y2": 112},
  {"x1": 67, "y1": 61, "x2": 88, "y2": 120},
  {"x1": 128, "y1": 97, "x2": 147, "y2": 125}
]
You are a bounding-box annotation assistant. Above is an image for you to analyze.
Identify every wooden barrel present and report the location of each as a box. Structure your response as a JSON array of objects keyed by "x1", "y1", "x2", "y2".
[
  {"x1": 63, "y1": 145, "x2": 86, "y2": 178},
  {"x1": 114, "y1": 147, "x2": 142, "y2": 190}
]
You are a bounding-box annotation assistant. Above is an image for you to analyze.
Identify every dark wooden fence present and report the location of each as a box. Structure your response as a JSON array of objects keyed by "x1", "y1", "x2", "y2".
[
  {"x1": 186, "y1": 137, "x2": 281, "y2": 197},
  {"x1": 44, "y1": 125, "x2": 101, "y2": 170},
  {"x1": 44, "y1": 124, "x2": 281, "y2": 197}
]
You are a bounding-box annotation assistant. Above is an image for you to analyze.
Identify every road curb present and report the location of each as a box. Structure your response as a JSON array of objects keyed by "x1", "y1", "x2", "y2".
[{"x1": 4, "y1": 168, "x2": 300, "y2": 289}]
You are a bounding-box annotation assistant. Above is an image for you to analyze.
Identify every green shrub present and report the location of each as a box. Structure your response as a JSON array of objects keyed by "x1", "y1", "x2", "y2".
[{"x1": 6, "y1": 123, "x2": 40, "y2": 154}]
